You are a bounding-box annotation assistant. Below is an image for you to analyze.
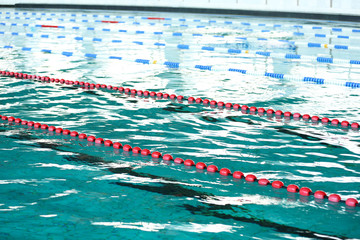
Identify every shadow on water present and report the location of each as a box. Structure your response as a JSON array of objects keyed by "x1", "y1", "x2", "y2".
[{"x1": 0, "y1": 125, "x2": 349, "y2": 239}]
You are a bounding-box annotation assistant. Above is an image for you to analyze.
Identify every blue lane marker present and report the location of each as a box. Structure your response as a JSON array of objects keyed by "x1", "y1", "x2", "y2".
[
  {"x1": 193, "y1": 33, "x2": 203, "y2": 36},
  {"x1": 308, "y1": 43, "x2": 321, "y2": 47},
  {"x1": 228, "y1": 68, "x2": 246, "y2": 74},
  {"x1": 62, "y1": 51, "x2": 73, "y2": 56},
  {"x1": 256, "y1": 51, "x2": 271, "y2": 57},
  {"x1": 228, "y1": 49, "x2": 242, "y2": 54},
  {"x1": 154, "y1": 43, "x2": 165, "y2": 46},
  {"x1": 133, "y1": 41, "x2": 143, "y2": 45},
  {"x1": 74, "y1": 37, "x2": 83, "y2": 40},
  {"x1": 136, "y1": 30, "x2": 144, "y2": 34},
  {"x1": 4, "y1": 45, "x2": 13, "y2": 48},
  {"x1": 85, "y1": 53, "x2": 97, "y2": 58},
  {"x1": 350, "y1": 60, "x2": 360, "y2": 64},
  {"x1": 109, "y1": 56, "x2": 122, "y2": 60},
  {"x1": 334, "y1": 45, "x2": 348, "y2": 49},
  {"x1": 332, "y1": 28, "x2": 342, "y2": 32},
  {"x1": 285, "y1": 54, "x2": 301, "y2": 59},
  {"x1": 303, "y1": 77, "x2": 324, "y2": 84},
  {"x1": 41, "y1": 49, "x2": 51, "y2": 53},
  {"x1": 102, "y1": 28, "x2": 110, "y2": 32},
  {"x1": 177, "y1": 44, "x2": 189, "y2": 49},
  {"x1": 317, "y1": 57, "x2": 333, "y2": 63},
  {"x1": 201, "y1": 46, "x2": 214, "y2": 51},
  {"x1": 345, "y1": 82, "x2": 360, "y2": 88},
  {"x1": 87, "y1": 27, "x2": 94, "y2": 30},
  {"x1": 315, "y1": 34, "x2": 326, "y2": 38},
  {"x1": 195, "y1": 65, "x2": 212, "y2": 71},
  {"x1": 338, "y1": 35, "x2": 349, "y2": 39},
  {"x1": 41, "y1": 34, "x2": 49, "y2": 38},
  {"x1": 93, "y1": 38, "x2": 102, "y2": 42},
  {"x1": 119, "y1": 30, "x2": 127, "y2": 32},
  {"x1": 11, "y1": 32, "x2": 18, "y2": 35},
  {"x1": 164, "y1": 61, "x2": 180, "y2": 68},
  {"x1": 135, "y1": 59, "x2": 150, "y2": 64},
  {"x1": 154, "y1": 32, "x2": 163, "y2": 35},
  {"x1": 265, "y1": 72, "x2": 284, "y2": 79},
  {"x1": 112, "y1": 40, "x2": 122, "y2": 43},
  {"x1": 173, "y1": 32, "x2": 182, "y2": 36},
  {"x1": 312, "y1": 26, "x2": 322, "y2": 29},
  {"x1": 57, "y1": 36, "x2": 65, "y2": 39}
]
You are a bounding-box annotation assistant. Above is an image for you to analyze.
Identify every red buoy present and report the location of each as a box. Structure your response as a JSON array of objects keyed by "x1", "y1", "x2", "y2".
[
  {"x1": 70, "y1": 131, "x2": 78, "y2": 137},
  {"x1": 41, "y1": 124, "x2": 48, "y2": 130},
  {"x1": 62, "y1": 129, "x2": 70, "y2": 135},
  {"x1": 225, "y1": 103, "x2": 232, "y2": 108},
  {"x1": 311, "y1": 116, "x2": 319, "y2": 122},
  {"x1": 275, "y1": 110, "x2": 283, "y2": 116},
  {"x1": 233, "y1": 171, "x2": 244, "y2": 179},
  {"x1": 302, "y1": 114, "x2": 310, "y2": 120},
  {"x1": 293, "y1": 113, "x2": 301, "y2": 118},
  {"x1": 203, "y1": 99, "x2": 210, "y2": 104},
  {"x1": 123, "y1": 144, "x2": 132, "y2": 151},
  {"x1": 321, "y1": 117, "x2": 329, "y2": 123},
  {"x1": 219, "y1": 168, "x2": 231, "y2": 176},
  {"x1": 113, "y1": 142, "x2": 122, "y2": 149},
  {"x1": 174, "y1": 158, "x2": 184, "y2": 164},
  {"x1": 272, "y1": 180, "x2": 284, "y2": 189},
  {"x1": 210, "y1": 100, "x2": 217, "y2": 105},
  {"x1": 331, "y1": 119, "x2": 339, "y2": 125},
  {"x1": 249, "y1": 106, "x2": 257, "y2": 112},
  {"x1": 287, "y1": 184, "x2": 299, "y2": 193},
  {"x1": 345, "y1": 198, "x2": 358, "y2": 207},
  {"x1": 87, "y1": 135, "x2": 96, "y2": 142},
  {"x1": 55, "y1": 128, "x2": 63, "y2": 133},
  {"x1": 151, "y1": 151, "x2": 162, "y2": 158},
  {"x1": 328, "y1": 194, "x2": 341, "y2": 202},
  {"x1": 195, "y1": 98, "x2": 202, "y2": 104},
  {"x1": 141, "y1": 149, "x2": 151, "y2": 155},
  {"x1": 196, "y1": 162, "x2": 206, "y2": 169},
  {"x1": 217, "y1": 101, "x2": 225, "y2": 107},
  {"x1": 314, "y1": 190, "x2": 327, "y2": 199},
  {"x1": 299, "y1": 187, "x2": 312, "y2": 196},
  {"x1": 233, "y1": 104, "x2": 240, "y2": 110},
  {"x1": 184, "y1": 159, "x2": 195, "y2": 166},
  {"x1": 132, "y1": 147, "x2": 141, "y2": 154},
  {"x1": 241, "y1": 105, "x2": 248, "y2": 111},
  {"x1": 104, "y1": 140, "x2": 113, "y2": 146},
  {"x1": 245, "y1": 174, "x2": 257, "y2": 182},
  {"x1": 95, "y1": 138, "x2": 104, "y2": 144},
  {"x1": 258, "y1": 178, "x2": 269, "y2": 185},
  {"x1": 257, "y1": 108, "x2": 265, "y2": 113},
  {"x1": 341, "y1": 121, "x2": 349, "y2": 127},
  {"x1": 188, "y1": 97, "x2": 195, "y2": 102},
  {"x1": 48, "y1": 126, "x2": 56, "y2": 131},
  {"x1": 207, "y1": 165, "x2": 218, "y2": 172},
  {"x1": 78, "y1": 133, "x2": 87, "y2": 139},
  {"x1": 163, "y1": 154, "x2": 173, "y2": 161}
]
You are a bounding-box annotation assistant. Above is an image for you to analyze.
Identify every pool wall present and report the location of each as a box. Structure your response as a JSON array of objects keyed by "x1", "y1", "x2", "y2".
[{"x1": 1, "y1": 0, "x2": 360, "y2": 21}]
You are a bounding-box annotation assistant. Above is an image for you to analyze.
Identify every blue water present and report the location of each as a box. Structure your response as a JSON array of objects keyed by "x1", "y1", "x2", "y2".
[{"x1": 0, "y1": 8, "x2": 360, "y2": 239}]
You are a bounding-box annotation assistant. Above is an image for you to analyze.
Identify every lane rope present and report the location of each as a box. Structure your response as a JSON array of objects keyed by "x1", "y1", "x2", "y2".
[
  {"x1": 1, "y1": 30, "x2": 360, "y2": 68},
  {"x1": 2, "y1": 70, "x2": 359, "y2": 132},
  {"x1": 0, "y1": 114, "x2": 358, "y2": 208},
  {"x1": 2, "y1": 44, "x2": 360, "y2": 89},
  {"x1": 2, "y1": 10, "x2": 360, "y2": 34}
]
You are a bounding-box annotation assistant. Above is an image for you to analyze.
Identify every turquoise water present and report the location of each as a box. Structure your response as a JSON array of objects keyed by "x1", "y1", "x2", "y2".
[{"x1": 1, "y1": 8, "x2": 360, "y2": 239}]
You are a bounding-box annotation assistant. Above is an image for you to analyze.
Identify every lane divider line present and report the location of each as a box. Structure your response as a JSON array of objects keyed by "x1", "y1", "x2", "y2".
[
  {"x1": 3, "y1": 15, "x2": 360, "y2": 42},
  {"x1": 0, "y1": 114, "x2": 358, "y2": 208},
  {"x1": 1, "y1": 30, "x2": 359, "y2": 68},
  {"x1": 2, "y1": 70, "x2": 359, "y2": 132},
  {"x1": 2, "y1": 20, "x2": 360, "y2": 52},
  {"x1": 2, "y1": 44, "x2": 360, "y2": 89},
  {"x1": 2, "y1": 10, "x2": 360, "y2": 34}
]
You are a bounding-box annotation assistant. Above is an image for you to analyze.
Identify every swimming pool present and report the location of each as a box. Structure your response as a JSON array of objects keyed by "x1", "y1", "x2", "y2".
[{"x1": 0, "y1": 8, "x2": 360, "y2": 239}]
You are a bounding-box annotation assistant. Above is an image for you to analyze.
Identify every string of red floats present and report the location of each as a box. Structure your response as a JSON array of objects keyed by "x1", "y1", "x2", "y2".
[
  {"x1": 2, "y1": 70, "x2": 359, "y2": 131},
  {"x1": 0, "y1": 70, "x2": 359, "y2": 207},
  {"x1": 0, "y1": 113, "x2": 358, "y2": 208}
]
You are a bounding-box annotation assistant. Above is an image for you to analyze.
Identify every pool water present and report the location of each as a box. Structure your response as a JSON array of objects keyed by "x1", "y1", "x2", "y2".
[{"x1": 0, "y1": 8, "x2": 360, "y2": 239}]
